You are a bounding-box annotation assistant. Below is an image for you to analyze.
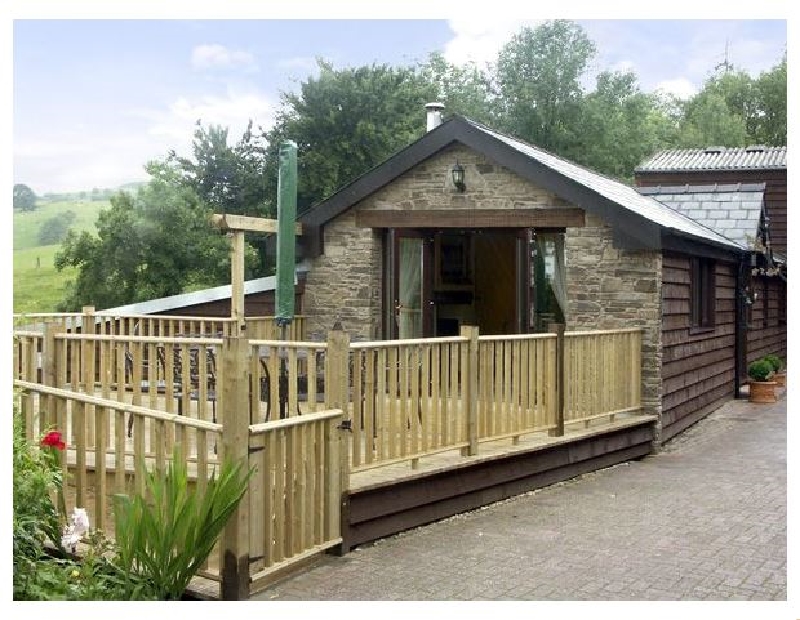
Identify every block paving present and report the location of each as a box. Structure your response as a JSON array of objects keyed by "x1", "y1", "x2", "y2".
[{"x1": 253, "y1": 396, "x2": 786, "y2": 601}]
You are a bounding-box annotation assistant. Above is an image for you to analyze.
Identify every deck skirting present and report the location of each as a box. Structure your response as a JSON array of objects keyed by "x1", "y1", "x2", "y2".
[{"x1": 341, "y1": 419, "x2": 656, "y2": 552}]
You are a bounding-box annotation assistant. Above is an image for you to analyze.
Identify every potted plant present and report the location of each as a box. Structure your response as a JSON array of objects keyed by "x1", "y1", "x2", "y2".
[
  {"x1": 748, "y1": 359, "x2": 777, "y2": 403},
  {"x1": 763, "y1": 354, "x2": 786, "y2": 387}
]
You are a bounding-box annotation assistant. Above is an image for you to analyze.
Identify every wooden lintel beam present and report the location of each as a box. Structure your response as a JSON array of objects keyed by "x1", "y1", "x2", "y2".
[
  {"x1": 354, "y1": 208, "x2": 585, "y2": 229},
  {"x1": 211, "y1": 213, "x2": 303, "y2": 235}
]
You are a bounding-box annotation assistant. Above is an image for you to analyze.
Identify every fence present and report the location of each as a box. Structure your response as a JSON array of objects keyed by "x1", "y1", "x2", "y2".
[
  {"x1": 12, "y1": 318, "x2": 641, "y2": 598},
  {"x1": 13, "y1": 326, "x2": 342, "y2": 600},
  {"x1": 12, "y1": 310, "x2": 307, "y2": 341},
  {"x1": 341, "y1": 325, "x2": 643, "y2": 471}
]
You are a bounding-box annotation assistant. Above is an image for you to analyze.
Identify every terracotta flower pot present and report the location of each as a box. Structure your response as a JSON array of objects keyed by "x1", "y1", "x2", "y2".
[
  {"x1": 774, "y1": 372, "x2": 786, "y2": 387},
  {"x1": 749, "y1": 380, "x2": 777, "y2": 403}
]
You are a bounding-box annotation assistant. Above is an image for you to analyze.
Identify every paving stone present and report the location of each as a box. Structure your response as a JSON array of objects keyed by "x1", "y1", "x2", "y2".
[{"x1": 252, "y1": 397, "x2": 787, "y2": 601}]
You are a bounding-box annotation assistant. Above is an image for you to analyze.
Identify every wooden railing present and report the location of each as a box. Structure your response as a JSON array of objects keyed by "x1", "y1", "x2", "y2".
[
  {"x1": 564, "y1": 328, "x2": 642, "y2": 425},
  {"x1": 11, "y1": 320, "x2": 641, "y2": 597},
  {"x1": 339, "y1": 326, "x2": 643, "y2": 471},
  {"x1": 14, "y1": 379, "x2": 225, "y2": 580},
  {"x1": 244, "y1": 316, "x2": 307, "y2": 341},
  {"x1": 247, "y1": 410, "x2": 343, "y2": 591},
  {"x1": 349, "y1": 335, "x2": 471, "y2": 471},
  {"x1": 12, "y1": 310, "x2": 308, "y2": 341},
  {"x1": 477, "y1": 333, "x2": 557, "y2": 442},
  {"x1": 247, "y1": 340, "x2": 329, "y2": 424}
]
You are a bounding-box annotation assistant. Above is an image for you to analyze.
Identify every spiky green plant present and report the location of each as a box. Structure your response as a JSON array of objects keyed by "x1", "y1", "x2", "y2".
[{"x1": 113, "y1": 446, "x2": 253, "y2": 600}]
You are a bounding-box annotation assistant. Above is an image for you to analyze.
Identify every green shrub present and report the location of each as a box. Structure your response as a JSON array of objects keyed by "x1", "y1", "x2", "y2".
[
  {"x1": 113, "y1": 446, "x2": 254, "y2": 600},
  {"x1": 13, "y1": 408, "x2": 64, "y2": 598},
  {"x1": 763, "y1": 354, "x2": 784, "y2": 373},
  {"x1": 748, "y1": 359, "x2": 774, "y2": 382}
]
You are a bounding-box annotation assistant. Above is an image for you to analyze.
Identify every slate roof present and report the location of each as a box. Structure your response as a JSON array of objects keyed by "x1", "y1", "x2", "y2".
[
  {"x1": 302, "y1": 115, "x2": 743, "y2": 253},
  {"x1": 465, "y1": 119, "x2": 743, "y2": 250},
  {"x1": 635, "y1": 146, "x2": 786, "y2": 173},
  {"x1": 637, "y1": 183, "x2": 765, "y2": 250}
]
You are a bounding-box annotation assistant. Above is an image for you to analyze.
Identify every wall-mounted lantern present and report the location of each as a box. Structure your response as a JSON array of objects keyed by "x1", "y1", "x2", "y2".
[{"x1": 451, "y1": 161, "x2": 466, "y2": 192}]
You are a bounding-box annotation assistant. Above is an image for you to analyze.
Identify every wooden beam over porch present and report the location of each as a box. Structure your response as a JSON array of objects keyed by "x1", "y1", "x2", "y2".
[
  {"x1": 354, "y1": 208, "x2": 585, "y2": 229},
  {"x1": 211, "y1": 213, "x2": 303, "y2": 328}
]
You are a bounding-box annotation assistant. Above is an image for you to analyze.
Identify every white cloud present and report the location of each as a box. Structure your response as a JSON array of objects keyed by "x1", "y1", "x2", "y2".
[
  {"x1": 16, "y1": 88, "x2": 277, "y2": 194},
  {"x1": 191, "y1": 44, "x2": 257, "y2": 72},
  {"x1": 655, "y1": 77, "x2": 698, "y2": 100},
  {"x1": 443, "y1": 18, "x2": 543, "y2": 66},
  {"x1": 143, "y1": 88, "x2": 276, "y2": 146}
]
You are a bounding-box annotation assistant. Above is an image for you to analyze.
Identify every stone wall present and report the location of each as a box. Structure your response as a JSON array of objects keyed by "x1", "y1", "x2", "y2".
[
  {"x1": 565, "y1": 213, "x2": 663, "y2": 438},
  {"x1": 302, "y1": 210, "x2": 383, "y2": 342},
  {"x1": 302, "y1": 142, "x2": 570, "y2": 341},
  {"x1": 358, "y1": 143, "x2": 564, "y2": 212}
]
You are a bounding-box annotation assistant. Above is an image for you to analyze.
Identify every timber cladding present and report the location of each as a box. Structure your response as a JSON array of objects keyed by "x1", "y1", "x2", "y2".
[
  {"x1": 661, "y1": 253, "x2": 737, "y2": 441},
  {"x1": 746, "y1": 274, "x2": 787, "y2": 365}
]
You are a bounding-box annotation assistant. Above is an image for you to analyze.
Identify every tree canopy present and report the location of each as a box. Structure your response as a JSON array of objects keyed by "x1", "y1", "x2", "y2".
[
  {"x1": 55, "y1": 182, "x2": 256, "y2": 310},
  {"x1": 13, "y1": 183, "x2": 37, "y2": 211},
  {"x1": 53, "y1": 20, "x2": 786, "y2": 311}
]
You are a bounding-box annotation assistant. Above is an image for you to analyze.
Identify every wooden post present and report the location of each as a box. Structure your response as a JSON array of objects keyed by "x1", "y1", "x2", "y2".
[
  {"x1": 231, "y1": 232, "x2": 246, "y2": 332},
  {"x1": 326, "y1": 325, "x2": 351, "y2": 554},
  {"x1": 548, "y1": 323, "x2": 565, "y2": 437},
  {"x1": 220, "y1": 334, "x2": 251, "y2": 600},
  {"x1": 460, "y1": 325, "x2": 479, "y2": 456},
  {"x1": 42, "y1": 323, "x2": 60, "y2": 434}
]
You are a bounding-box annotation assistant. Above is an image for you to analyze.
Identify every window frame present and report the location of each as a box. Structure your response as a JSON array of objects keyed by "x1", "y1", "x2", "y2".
[{"x1": 689, "y1": 257, "x2": 716, "y2": 333}]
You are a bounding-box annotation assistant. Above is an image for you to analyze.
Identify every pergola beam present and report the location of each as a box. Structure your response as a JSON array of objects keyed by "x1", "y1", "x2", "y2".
[{"x1": 210, "y1": 213, "x2": 303, "y2": 329}]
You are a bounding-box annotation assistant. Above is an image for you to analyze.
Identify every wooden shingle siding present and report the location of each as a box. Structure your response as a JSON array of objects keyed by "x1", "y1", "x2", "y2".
[
  {"x1": 660, "y1": 253, "x2": 737, "y2": 441},
  {"x1": 746, "y1": 275, "x2": 787, "y2": 365}
]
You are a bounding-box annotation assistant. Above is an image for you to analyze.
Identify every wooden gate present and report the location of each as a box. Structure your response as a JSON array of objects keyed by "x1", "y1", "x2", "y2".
[{"x1": 246, "y1": 410, "x2": 344, "y2": 594}]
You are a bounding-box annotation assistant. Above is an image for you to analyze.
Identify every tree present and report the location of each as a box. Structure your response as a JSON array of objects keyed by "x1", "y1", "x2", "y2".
[
  {"x1": 495, "y1": 20, "x2": 597, "y2": 157},
  {"x1": 752, "y1": 54, "x2": 786, "y2": 145},
  {"x1": 38, "y1": 210, "x2": 77, "y2": 245},
  {"x1": 54, "y1": 182, "x2": 256, "y2": 310},
  {"x1": 147, "y1": 121, "x2": 273, "y2": 218},
  {"x1": 420, "y1": 51, "x2": 496, "y2": 125},
  {"x1": 13, "y1": 183, "x2": 37, "y2": 211},
  {"x1": 677, "y1": 90, "x2": 750, "y2": 148},
  {"x1": 267, "y1": 59, "x2": 437, "y2": 212},
  {"x1": 575, "y1": 71, "x2": 679, "y2": 181}
]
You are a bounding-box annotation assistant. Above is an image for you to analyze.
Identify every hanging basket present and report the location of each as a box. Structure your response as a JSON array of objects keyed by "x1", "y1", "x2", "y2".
[{"x1": 749, "y1": 381, "x2": 778, "y2": 403}]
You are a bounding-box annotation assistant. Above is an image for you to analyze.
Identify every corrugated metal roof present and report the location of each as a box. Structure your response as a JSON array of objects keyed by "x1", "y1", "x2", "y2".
[
  {"x1": 101, "y1": 266, "x2": 308, "y2": 315},
  {"x1": 635, "y1": 146, "x2": 786, "y2": 172},
  {"x1": 637, "y1": 184, "x2": 765, "y2": 249},
  {"x1": 466, "y1": 119, "x2": 743, "y2": 250}
]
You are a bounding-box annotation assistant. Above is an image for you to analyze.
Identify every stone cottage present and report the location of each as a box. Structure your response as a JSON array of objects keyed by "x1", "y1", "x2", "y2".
[{"x1": 296, "y1": 105, "x2": 750, "y2": 442}]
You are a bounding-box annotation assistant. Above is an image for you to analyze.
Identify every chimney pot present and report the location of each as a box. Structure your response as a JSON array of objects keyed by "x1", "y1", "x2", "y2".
[{"x1": 425, "y1": 102, "x2": 445, "y2": 131}]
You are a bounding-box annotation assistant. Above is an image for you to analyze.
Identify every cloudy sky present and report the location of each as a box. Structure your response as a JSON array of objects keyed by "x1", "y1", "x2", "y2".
[{"x1": 11, "y1": 11, "x2": 787, "y2": 195}]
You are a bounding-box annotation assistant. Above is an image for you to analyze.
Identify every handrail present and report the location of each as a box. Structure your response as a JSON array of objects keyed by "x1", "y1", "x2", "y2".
[{"x1": 14, "y1": 380, "x2": 223, "y2": 431}]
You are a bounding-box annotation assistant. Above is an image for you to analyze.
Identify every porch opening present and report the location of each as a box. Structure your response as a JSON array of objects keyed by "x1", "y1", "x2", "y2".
[{"x1": 388, "y1": 228, "x2": 566, "y2": 339}]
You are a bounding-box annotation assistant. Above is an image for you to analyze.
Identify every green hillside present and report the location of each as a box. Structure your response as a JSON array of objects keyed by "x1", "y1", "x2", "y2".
[
  {"x1": 13, "y1": 199, "x2": 108, "y2": 312},
  {"x1": 13, "y1": 199, "x2": 108, "y2": 251}
]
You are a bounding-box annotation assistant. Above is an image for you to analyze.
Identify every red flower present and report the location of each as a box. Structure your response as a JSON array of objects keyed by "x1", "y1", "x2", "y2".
[{"x1": 41, "y1": 430, "x2": 66, "y2": 451}]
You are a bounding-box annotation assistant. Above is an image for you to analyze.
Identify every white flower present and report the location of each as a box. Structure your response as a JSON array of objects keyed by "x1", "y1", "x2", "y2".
[
  {"x1": 61, "y1": 507, "x2": 90, "y2": 551},
  {"x1": 71, "y1": 508, "x2": 90, "y2": 535}
]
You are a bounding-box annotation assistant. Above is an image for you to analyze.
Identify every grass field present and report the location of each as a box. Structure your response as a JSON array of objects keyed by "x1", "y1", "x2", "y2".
[
  {"x1": 14, "y1": 200, "x2": 108, "y2": 250},
  {"x1": 13, "y1": 199, "x2": 106, "y2": 312},
  {"x1": 13, "y1": 245, "x2": 79, "y2": 314}
]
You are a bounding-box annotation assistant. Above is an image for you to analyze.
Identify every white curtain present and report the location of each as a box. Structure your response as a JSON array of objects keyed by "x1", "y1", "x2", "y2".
[
  {"x1": 537, "y1": 232, "x2": 568, "y2": 322},
  {"x1": 398, "y1": 238, "x2": 422, "y2": 339}
]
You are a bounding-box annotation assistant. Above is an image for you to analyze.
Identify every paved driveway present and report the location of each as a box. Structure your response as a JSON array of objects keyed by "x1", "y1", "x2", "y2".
[{"x1": 253, "y1": 397, "x2": 786, "y2": 601}]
